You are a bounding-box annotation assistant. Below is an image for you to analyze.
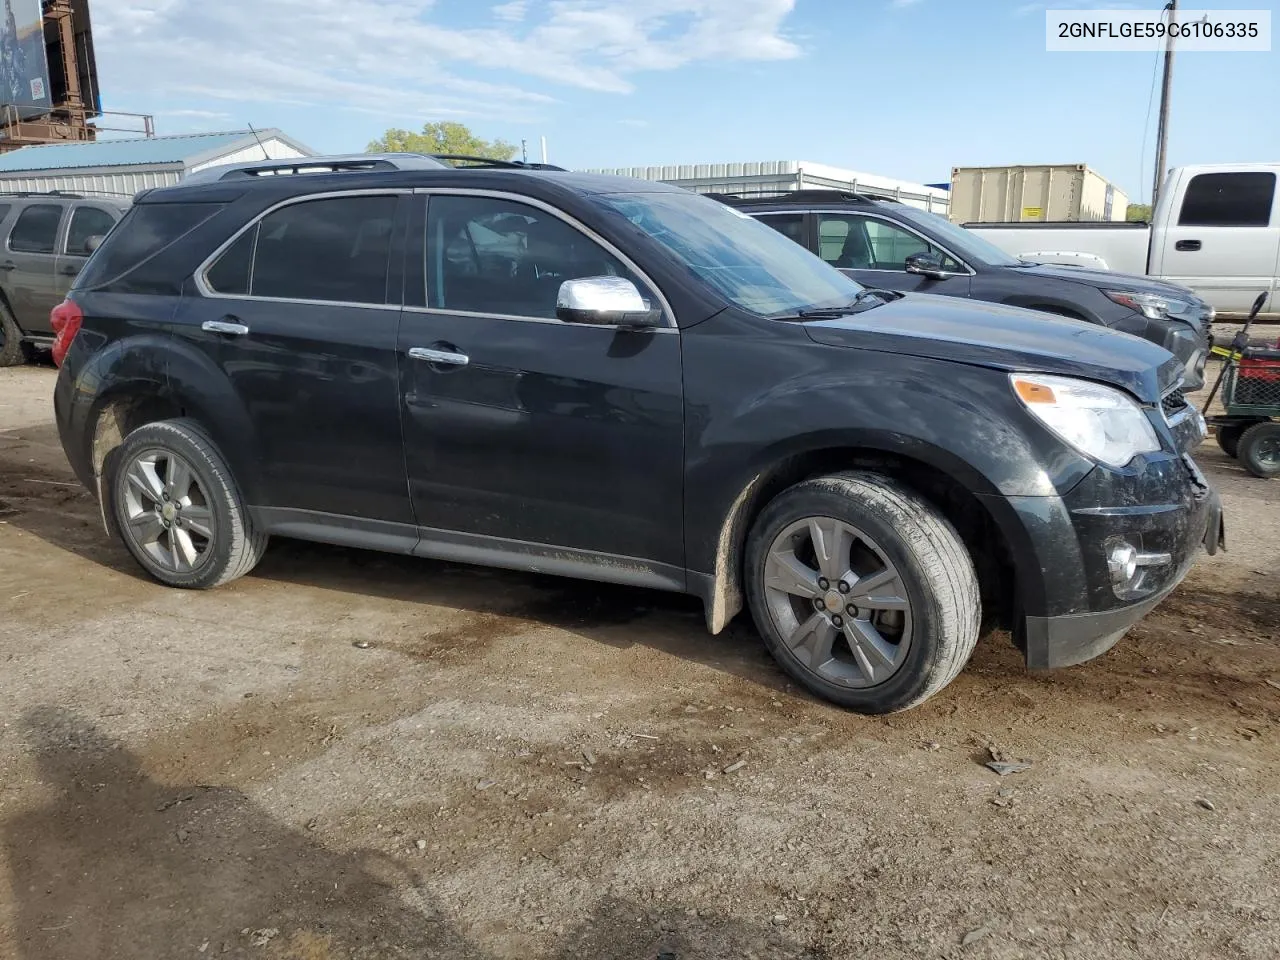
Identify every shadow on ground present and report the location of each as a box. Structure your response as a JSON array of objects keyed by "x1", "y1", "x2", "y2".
[{"x1": 5, "y1": 707, "x2": 823, "y2": 960}]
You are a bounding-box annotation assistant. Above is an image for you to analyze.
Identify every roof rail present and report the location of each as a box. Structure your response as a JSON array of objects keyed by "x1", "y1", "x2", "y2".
[
  {"x1": 429, "y1": 154, "x2": 567, "y2": 171},
  {"x1": 706, "y1": 189, "x2": 894, "y2": 205},
  {"x1": 0, "y1": 188, "x2": 134, "y2": 201},
  {"x1": 183, "y1": 153, "x2": 452, "y2": 185}
]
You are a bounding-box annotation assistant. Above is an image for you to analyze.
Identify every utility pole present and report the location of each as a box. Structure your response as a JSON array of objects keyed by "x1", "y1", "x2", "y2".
[{"x1": 1151, "y1": 0, "x2": 1176, "y2": 211}]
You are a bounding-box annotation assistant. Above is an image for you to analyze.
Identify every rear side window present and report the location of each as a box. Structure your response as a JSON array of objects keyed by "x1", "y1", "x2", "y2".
[
  {"x1": 1178, "y1": 173, "x2": 1276, "y2": 227},
  {"x1": 206, "y1": 195, "x2": 397, "y2": 305},
  {"x1": 75, "y1": 202, "x2": 225, "y2": 292},
  {"x1": 9, "y1": 204, "x2": 62, "y2": 254},
  {"x1": 757, "y1": 213, "x2": 806, "y2": 248},
  {"x1": 65, "y1": 206, "x2": 120, "y2": 256}
]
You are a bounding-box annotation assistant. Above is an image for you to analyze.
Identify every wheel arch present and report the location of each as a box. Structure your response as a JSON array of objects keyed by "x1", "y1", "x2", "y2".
[{"x1": 701, "y1": 442, "x2": 1027, "y2": 637}]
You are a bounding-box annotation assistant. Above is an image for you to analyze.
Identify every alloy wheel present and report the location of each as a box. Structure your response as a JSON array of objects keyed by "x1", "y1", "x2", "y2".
[
  {"x1": 119, "y1": 449, "x2": 216, "y2": 573},
  {"x1": 762, "y1": 516, "x2": 913, "y2": 688}
]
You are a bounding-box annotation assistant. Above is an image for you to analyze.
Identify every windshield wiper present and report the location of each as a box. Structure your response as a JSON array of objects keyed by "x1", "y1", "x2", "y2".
[{"x1": 775, "y1": 289, "x2": 895, "y2": 320}]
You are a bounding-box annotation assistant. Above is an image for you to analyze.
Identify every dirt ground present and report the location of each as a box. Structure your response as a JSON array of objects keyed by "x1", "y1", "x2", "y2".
[{"x1": 2, "y1": 361, "x2": 1279, "y2": 960}]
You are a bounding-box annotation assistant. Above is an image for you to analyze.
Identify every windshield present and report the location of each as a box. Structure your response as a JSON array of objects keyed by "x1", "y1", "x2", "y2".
[
  {"x1": 599, "y1": 191, "x2": 864, "y2": 316},
  {"x1": 902, "y1": 209, "x2": 1023, "y2": 267}
]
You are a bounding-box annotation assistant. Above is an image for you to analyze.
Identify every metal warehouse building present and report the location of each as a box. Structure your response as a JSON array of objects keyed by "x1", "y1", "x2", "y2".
[
  {"x1": 0, "y1": 129, "x2": 315, "y2": 197},
  {"x1": 582, "y1": 160, "x2": 951, "y2": 215}
]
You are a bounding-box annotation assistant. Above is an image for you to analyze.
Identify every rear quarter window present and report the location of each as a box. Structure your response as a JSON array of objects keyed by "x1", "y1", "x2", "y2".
[{"x1": 74, "y1": 202, "x2": 226, "y2": 293}]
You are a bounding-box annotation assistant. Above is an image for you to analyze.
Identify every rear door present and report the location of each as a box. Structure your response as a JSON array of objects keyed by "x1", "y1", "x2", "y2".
[
  {"x1": 55, "y1": 203, "x2": 122, "y2": 296},
  {"x1": 397, "y1": 190, "x2": 686, "y2": 575},
  {"x1": 3, "y1": 202, "x2": 66, "y2": 335},
  {"x1": 813, "y1": 212, "x2": 972, "y2": 296},
  {"x1": 1154, "y1": 170, "x2": 1279, "y2": 315},
  {"x1": 190, "y1": 190, "x2": 414, "y2": 529}
]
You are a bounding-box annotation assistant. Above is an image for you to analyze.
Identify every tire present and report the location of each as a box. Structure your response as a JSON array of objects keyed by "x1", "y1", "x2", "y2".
[
  {"x1": 1216, "y1": 422, "x2": 1249, "y2": 459},
  {"x1": 0, "y1": 301, "x2": 25, "y2": 367},
  {"x1": 744, "y1": 471, "x2": 981, "y2": 714},
  {"x1": 1238, "y1": 421, "x2": 1280, "y2": 480},
  {"x1": 110, "y1": 418, "x2": 268, "y2": 588}
]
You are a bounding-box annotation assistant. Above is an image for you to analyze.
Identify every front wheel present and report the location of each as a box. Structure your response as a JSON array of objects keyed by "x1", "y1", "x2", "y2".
[
  {"x1": 1238, "y1": 421, "x2": 1280, "y2": 479},
  {"x1": 111, "y1": 419, "x2": 268, "y2": 588},
  {"x1": 744, "y1": 472, "x2": 981, "y2": 714},
  {"x1": 0, "y1": 303, "x2": 25, "y2": 367}
]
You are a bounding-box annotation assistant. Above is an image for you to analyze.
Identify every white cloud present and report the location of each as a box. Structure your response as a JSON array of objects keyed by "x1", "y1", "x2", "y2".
[
  {"x1": 91, "y1": 0, "x2": 802, "y2": 122},
  {"x1": 493, "y1": 0, "x2": 530, "y2": 21}
]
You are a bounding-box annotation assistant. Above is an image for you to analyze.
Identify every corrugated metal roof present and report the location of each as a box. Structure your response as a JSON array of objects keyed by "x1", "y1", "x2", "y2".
[{"x1": 0, "y1": 130, "x2": 295, "y2": 174}]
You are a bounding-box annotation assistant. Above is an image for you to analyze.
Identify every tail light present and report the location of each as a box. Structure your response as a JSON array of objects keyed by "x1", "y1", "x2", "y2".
[{"x1": 50, "y1": 298, "x2": 83, "y2": 367}]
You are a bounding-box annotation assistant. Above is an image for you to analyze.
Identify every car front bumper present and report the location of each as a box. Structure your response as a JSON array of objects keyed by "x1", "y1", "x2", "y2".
[
  {"x1": 999, "y1": 451, "x2": 1222, "y2": 671},
  {"x1": 1023, "y1": 485, "x2": 1222, "y2": 668}
]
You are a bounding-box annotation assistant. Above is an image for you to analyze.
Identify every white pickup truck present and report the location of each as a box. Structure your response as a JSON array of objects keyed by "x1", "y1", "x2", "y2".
[{"x1": 966, "y1": 163, "x2": 1280, "y2": 320}]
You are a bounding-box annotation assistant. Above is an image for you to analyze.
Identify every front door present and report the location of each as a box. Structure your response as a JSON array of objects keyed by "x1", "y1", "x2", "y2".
[
  {"x1": 398, "y1": 192, "x2": 685, "y2": 574},
  {"x1": 1154, "y1": 170, "x2": 1280, "y2": 316},
  {"x1": 3, "y1": 202, "x2": 66, "y2": 335},
  {"x1": 814, "y1": 212, "x2": 972, "y2": 298},
  {"x1": 186, "y1": 191, "x2": 413, "y2": 526}
]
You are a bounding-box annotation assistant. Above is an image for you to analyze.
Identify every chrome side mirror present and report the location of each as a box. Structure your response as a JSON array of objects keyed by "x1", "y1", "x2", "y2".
[
  {"x1": 904, "y1": 251, "x2": 947, "y2": 279},
  {"x1": 556, "y1": 277, "x2": 663, "y2": 328}
]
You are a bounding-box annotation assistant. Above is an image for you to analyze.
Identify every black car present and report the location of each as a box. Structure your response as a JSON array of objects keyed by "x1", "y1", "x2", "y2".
[
  {"x1": 0, "y1": 192, "x2": 128, "y2": 366},
  {"x1": 52, "y1": 155, "x2": 1222, "y2": 714},
  {"x1": 718, "y1": 191, "x2": 1213, "y2": 390}
]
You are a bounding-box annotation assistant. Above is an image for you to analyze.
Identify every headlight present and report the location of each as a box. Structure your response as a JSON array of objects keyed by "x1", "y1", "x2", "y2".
[
  {"x1": 1103, "y1": 289, "x2": 1198, "y2": 320},
  {"x1": 1010, "y1": 373, "x2": 1161, "y2": 468}
]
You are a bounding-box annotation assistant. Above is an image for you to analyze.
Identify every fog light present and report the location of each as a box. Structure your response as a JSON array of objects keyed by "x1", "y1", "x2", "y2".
[
  {"x1": 1108, "y1": 542, "x2": 1139, "y2": 585},
  {"x1": 1106, "y1": 538, "x2": 1175, "y2": 598}
]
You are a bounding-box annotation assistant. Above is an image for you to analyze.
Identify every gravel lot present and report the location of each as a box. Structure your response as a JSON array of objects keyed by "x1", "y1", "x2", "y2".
[{"x1": 2, "y1": 361, "x2": 1279, "y2": 960}]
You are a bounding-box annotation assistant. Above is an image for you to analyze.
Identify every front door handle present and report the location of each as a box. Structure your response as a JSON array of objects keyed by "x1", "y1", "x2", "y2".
[
  {"x1": 1175, "y1": 239, "x2": 1202, "y2": 252},
  {"x1": 408, "y1": 346, "x2": 469, "y2": 367},
  {"x1": 202, "y1": 318, "x2": 250, "y2": 336},
  {"x1": 58, "y1": 262, "x2": 82, "y2": 276},
  {"x1": 0, "y1": 262, "x2": 14, "y2": 271}
]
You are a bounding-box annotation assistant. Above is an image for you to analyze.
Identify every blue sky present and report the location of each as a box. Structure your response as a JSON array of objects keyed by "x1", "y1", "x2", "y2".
[{"x1": 94, "y1": 0, "x2": 1277, "y2": 202}]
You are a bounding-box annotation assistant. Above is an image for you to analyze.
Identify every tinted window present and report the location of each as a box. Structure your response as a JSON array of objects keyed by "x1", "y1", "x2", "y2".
[
  {"x1": 205, "y1": 228, "x2": 255, "y2": 296},
  {"x1": 76, "y1": 202, "x2": 225, "y2": 291},
  {"x1": 427, "y1": 195, "x2": 637, "y2": 319},
  {"x1": 0, "y1": 204, "x2": 11, "y2": 225},
  {"x1": 9, "y1": 204, "x2": 62, "y2": 254},
  {"x1": 65, "y1": 206, "x2": 119, "y2": 255},
  {"x1": 817, "y1": 214, "x2": 961, "y2": 271},
  {"x1": 249, "y1": 196, "x2": 397, "y2": 304},
  {"x1": 1178, "y1": 173, "x2": 1276, "y2": 227},
  {"x1": 757, "y1": 213, "x2": 806, "y2": 248}
]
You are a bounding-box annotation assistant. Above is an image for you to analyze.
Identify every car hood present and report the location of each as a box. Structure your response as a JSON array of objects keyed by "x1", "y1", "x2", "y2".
[{"x1": 803, "y1": 293, "x2": 1182, "y2": 402}]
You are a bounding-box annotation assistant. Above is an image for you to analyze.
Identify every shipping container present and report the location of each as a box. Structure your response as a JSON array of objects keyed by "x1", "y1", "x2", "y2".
[
  {"x1": 949, "y1": 164, "x2": 1129, "y2": 223},
  {"x1": 581, "y1": 160, "x2": 951, "y2": 215}
]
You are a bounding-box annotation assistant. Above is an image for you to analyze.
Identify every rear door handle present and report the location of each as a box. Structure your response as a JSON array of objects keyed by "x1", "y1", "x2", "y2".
[
  {"x1": 58, "y1": 262, "x2": 82, "y2": 276},
  {"x1": 408, "y1": 346, "x2": 469, "y2": 367},
  {"x1": 202, "y1": 318, "x2": 250, "y2": 336},
  {"x1": 1175, "y1": 240, "x2": 1202, "y2": 252}
]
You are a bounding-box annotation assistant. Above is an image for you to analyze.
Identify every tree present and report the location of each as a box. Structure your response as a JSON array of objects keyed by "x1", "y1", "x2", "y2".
[
  {"x1": 1125, "y1": 203, "x2": 1152, "y2": 222},
  {"x1": 367, "y1": 122, "x2": 516, "y2": 161}
]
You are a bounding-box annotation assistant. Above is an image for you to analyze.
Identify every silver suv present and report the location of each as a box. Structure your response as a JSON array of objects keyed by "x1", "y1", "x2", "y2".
[{"x1": 0, "y1": 193, "x2": 129, "y2": 366}]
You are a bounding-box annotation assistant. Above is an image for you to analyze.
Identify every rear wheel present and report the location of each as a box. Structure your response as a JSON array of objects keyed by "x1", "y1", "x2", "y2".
[
  {"x1": 744, "y1": 471, "x2": 981, "y2": 714},
  {"x1": 0, "y1": 303, "x2": 25, "y2": 367},
  {"x1": 111, "y1": 419, "x2": 268, "y2": 588},
  {"x1": 1238, "y1": 421, "x2": 1280, "y2": 479}
]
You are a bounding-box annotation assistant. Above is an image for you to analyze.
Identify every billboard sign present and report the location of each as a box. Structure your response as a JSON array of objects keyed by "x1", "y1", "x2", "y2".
[{"x1": 0, "y1": 0, "x2": 52, "y2": 118}]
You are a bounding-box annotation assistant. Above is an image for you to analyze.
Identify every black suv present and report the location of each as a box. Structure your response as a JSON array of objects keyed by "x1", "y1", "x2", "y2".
[
  {"x1": 719, "y1": 191, "x2": 1213, "y2": 390},
  {"x1": 0, "y1": 192, "x2": 128, "y2": 366},
  {"x1": 53, "y1": 155, "x2": 1223, "y2": 713}
]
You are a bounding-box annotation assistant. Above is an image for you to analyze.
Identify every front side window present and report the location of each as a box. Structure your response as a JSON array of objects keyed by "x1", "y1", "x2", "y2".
[
  {"x1": 206, "y1": 195, "x2": 398, "y2": 304},
  {"x1": 426, "y1": 195, "x2": 638, "y2": 319},
  {"x1": 9, "y1": 204, "x2": 62, "y2": 254},
  {"x1": 66, "y1": 206, "x2": 119, "y2": 256},
  {"x1": 816, "y1": 214, "x2": 961, "y2": 271},
  {"x1": 1178, "y1": 172, "x2": 1276, "y2": 227}
]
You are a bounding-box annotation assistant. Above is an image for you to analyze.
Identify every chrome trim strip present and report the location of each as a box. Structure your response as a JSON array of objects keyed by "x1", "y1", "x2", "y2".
[
  {"x1": 193, "y1": 188, "x2": 412, "y2": 302},
  {"x1": 414, "y1": 187, "x2": 677, "y2": 328},
  {"x1": 400, "y1": 304, "x2": 677, "y2": 333}
]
